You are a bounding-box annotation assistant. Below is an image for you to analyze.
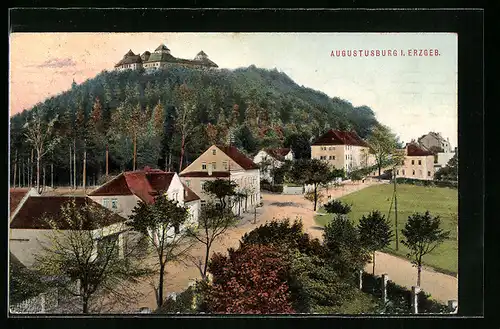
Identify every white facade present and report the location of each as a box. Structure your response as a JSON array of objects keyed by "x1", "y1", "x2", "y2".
[
  {"x1": 87, "y1": 194, "x2": 141, "y2": 219},
  {"x1": 9, "y1": 223, "x2": 129, "y2": 268},
  {"x1": 229, "y1": 169, "x2": 261, "y2": 214},
  {"x1": 252, "y1": 149, "x2": 293, "y2": 183}
]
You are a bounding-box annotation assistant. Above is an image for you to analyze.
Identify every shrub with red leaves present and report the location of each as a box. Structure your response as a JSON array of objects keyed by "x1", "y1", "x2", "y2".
[{"x1": 205, "y1": 244, "x2": 295, "y2": 314}]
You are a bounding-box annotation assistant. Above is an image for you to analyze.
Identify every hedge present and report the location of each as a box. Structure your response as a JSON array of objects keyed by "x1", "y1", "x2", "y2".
[
  {"x1": 260, "y1": 181, "x2": 284, "y2": 193},
  {"x1": 360, "y1": 272, "x2": 449, "y2": 314},
  {"x1": 155, "y1": 286, "x2": 197, "y2": 314},
  {"x1": 393, "y1": 177, "x2": 458, "y2": 189}
]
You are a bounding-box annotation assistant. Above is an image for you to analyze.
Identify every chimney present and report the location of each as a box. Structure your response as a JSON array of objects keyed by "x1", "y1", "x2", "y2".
[{"x1": 208, "y1": 163, "x2": 213, "y2": 176}]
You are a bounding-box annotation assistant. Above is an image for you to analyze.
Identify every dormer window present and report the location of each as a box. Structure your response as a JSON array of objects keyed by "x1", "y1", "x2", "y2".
[
  {"x1": 202, "y1": 162, "x2": 207, "y2": 170},
  {"x1": 212, "y1": 149, "x2": 216, "y2": 155}
]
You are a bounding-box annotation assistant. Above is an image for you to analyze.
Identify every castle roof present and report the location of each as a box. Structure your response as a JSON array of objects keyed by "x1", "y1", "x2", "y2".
[
  {"x1": 115, "y1": 49, "x2": 142, "y2": 67},
  {"x1": 144, "y1": 52, "x2": 177, "y2": 63},
  {"x1": 155, "y1": 44, "x2": 170, "y2": 52},
  {"x1": 141, "y1": 51, "x2": 151, "y2": 61}
]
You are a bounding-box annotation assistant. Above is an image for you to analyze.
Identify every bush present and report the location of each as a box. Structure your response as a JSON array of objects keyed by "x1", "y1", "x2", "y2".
[
  {"x1": 323, "y1": 199, "x2": 352, "y2": 214},
  {"x1": 393, "y1": 177, "x2": 457, "y2": 189},
  {"x1": 156, "y1": 285, "x2": 197, "y2": 314},
  {"x1": 260, "y1": 181, "x2": 283, "y2": 193},
  {"x1": 360, "y1": 272, "x2": 448, "y2": 314}
]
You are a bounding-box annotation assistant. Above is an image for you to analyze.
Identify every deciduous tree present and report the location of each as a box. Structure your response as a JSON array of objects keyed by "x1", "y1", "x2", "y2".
[
  {"x1": 358, "y1": 210, "x2": 393, "y2": 275},
  {"x1": 367, "y1": 124, "x2": 400, "y2": 177},
  {"x1": 128, "y1": 194, "x2": 194, "y2": 307},
  {"x1": 401, "y1": 211, "x2": 450, "y2": 286}
]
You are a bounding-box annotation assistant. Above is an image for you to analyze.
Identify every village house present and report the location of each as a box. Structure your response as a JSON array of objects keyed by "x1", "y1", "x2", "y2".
[
  {"x1": 9, "y1": 194, "x2": 129, "y2": 268},
  {"x1": 179, "y1": 145, "x2": 261, "y2": 215},
  {"x1": 418, "y1": 131, "x2": 453, "y2": 153},
  {"x1": 88, "y1": 167, "x2": 201, "y2": 226},
  {"x1": 253, "y1": 148, "x2": 294, "y2": 183},
  {"x1": 114, "y1": 44, "x2": 218, "y2": 71},
  {"x1": 395, "y1": 142, "x2": 435, "y2": 180},
  {"x1": 311, "y1": 129, "x2": 375, "y2": 173}
]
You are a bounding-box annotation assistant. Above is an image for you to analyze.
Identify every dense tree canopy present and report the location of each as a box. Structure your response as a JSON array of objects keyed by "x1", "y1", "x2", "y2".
[{"x1": 10, "y1": 66, "x2": 380, "y2": 186}]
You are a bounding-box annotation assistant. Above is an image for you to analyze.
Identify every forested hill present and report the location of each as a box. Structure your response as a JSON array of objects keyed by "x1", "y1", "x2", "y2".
[{"x1": 10, "y1": 65, "x2": 379, "y2": 186}]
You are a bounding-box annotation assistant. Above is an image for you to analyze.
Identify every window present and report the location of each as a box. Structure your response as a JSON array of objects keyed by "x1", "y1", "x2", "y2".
[
  {"x1": 412, "y1": 170, "x2": 415, "y2": 175},
  {"x1": 329, "y1": 155, "x2": 335, "y2": 160},
  {"x1": 396, "y1": 170, "x2": 399, "y2": 175},
  {"x1": 320, "y1": 156, "x2": 327, "y2": 160},
  {"x1": 185, "y1": 180, "x2": 191, "y2": 187},
  {"x1": 103, "y1": 198, "x2": 109, "y2": 208},
  {"x1": 202, "y1": 162, "x2": 207, "y2": 170},
  {"x1": 212, "y1": 149, "x2": 216, "y2": 155},
  {"x1": 418, "y1": 160, "x2": 422, "y2": 165},
  {"x1": 223, "y1": 161, "x2": 228, "y2": 170},
  {"x1": 346, "y1": 155, "x2": 348, "y2": 160},
  {"x1": 402, "y1": 170, "x2": 405, "y2": 175},
  {"x1": 428, "y1": 171, "x2": 431, "y2": 177},
  {"x1": 201, "y1": 200, "x2": 206, "y2": 207},
  {"x1": 111, "y1": 199, "x2": 118, "y2": 210},
  {"x1": 212, "y1": 162, "x2": 217, "y2": 170},
  {"x1": 328, "y1": 147, "x2": 332, "y2": 150},
  {"x1": 174, "y1": 223, "x2": 180, "y2": 234},
  {"x1": 411, "y1": 160, "x2": 415, "y2": 165},
  {"x1": 200, "y1": 180, "x2": 206, "y2": 189}
]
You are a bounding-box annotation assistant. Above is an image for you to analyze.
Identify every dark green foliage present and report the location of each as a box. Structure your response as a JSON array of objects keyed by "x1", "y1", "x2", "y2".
[
  {"x1": 202, "y1": 179, "x2": 238, "y2": 211},
  {"x1": 401, "y1": 211, "x2": 451, "y2": 286},
  {"x1": 11, "y1": 66, "x2": 379, "y2": 185},
  {"x1": 260, "y1": 182, "x2": 284, "y2": 193},
  {"x1": 155, "y1": 286, "x2": 197, "y2": 314},
  {"x1": 323, "y1": 199, "x2": 352, "y2": 215},
  {"x1": 323, "y1": 215, "x2": 370, "y2": 278},
  {"x1": 393, "y1": 177, "x2": 457, "y2": 189},
  {"x1": 240, "y1": 218, "x2": 326, "y2": 258},
  {"x1": 360, "y1": 272, "x2": 448, "y2": 314},
  {"x1": 358, "y1": 211, "x2": 393, "y2": 274},
  {"x1": 434, "y1": 152, "x2": 458, "y2": 181},
  {"x1": 9, "y1": 254, "x2": 47, "y2": 305}
]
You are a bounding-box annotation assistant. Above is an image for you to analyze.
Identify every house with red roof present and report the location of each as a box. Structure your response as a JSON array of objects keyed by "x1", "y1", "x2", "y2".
[
  {"x1": 394, "y1": 142, "x2": 436, "y2": 180},
  {"x1": 253, "y1": 148, "x2": 294, "y2": 183},
  {"x1": 9, "y1": 195, "x2": 130, "y2": 268},
  {"x1": 311, "y1": 129, "x2": 375, "y2": 173},
  {"x1": 179, "y1": 145, "x2": 261, "y2": 214},
  {"x1": 88, "y1": 167, "x2": 201, "y2": 226}
]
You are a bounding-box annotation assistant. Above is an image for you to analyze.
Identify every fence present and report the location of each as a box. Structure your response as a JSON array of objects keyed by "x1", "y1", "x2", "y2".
[
  {"x1": 357, "y1": 270, "x2": 457, "y2": 314},
  {"x1": 10, "y1": 287, "x2": 59, "y2": 314}
]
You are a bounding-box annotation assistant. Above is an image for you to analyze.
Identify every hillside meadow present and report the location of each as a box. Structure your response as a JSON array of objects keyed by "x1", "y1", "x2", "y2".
[{"x1": 315, "y1": 184, "x2": 458, "y2": 275}]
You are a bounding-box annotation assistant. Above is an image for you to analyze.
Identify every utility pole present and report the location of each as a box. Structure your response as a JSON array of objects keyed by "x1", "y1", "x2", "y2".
[
  {"x1": 394, "y1": 169, "x2": 399, "y2": 251},
  {"x1": 254, "y1": 206, "x2": 257, "y2": 224},
  {"x1": 51, "y1": 163, "x2": 54, "y2": 189}
]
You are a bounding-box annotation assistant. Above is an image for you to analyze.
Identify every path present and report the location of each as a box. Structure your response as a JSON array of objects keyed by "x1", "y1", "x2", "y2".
[{"x1": 127, "y1": 179, "x2": 457, "y2": 311}]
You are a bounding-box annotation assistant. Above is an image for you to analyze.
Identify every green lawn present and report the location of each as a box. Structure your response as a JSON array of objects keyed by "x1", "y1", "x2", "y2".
[{"x1": 315, "y1": 184, "x2": 458, "y2": 275}]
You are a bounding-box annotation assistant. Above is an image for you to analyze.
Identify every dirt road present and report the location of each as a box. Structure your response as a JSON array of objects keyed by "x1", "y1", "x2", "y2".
[{"x1": 128, "y1": 180, "x2": 457, "y2": 311}]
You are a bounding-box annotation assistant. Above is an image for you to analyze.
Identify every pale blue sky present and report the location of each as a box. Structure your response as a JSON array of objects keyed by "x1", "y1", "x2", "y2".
[{"x1": 10, "y1": 32, "x2": 458, "y2": 147}]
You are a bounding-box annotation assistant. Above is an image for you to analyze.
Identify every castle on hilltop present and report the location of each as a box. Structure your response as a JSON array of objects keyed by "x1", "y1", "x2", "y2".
[{"x1": 114, "y1": 43, "x2": 218, "y2": 71}]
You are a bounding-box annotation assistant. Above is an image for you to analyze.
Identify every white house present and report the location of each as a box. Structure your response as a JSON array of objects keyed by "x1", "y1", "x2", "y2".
[
  {"x1": 179, "y1": 145, "x2": 261, "y2": 215},
  {"x1": 88, "y1": 167, "x2": 201, "y2": 227},
  {"x1": 9, "y1": 195, "x2": 129, "y2": 268},
  {"x1": 253, "y1": 148, "x2": 294, "y2": 183}
]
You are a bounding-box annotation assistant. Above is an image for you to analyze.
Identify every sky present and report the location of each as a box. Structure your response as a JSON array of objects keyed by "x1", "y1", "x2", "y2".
[{"x1": 9, "y1": 32, "x2": 458, "y2": 147}]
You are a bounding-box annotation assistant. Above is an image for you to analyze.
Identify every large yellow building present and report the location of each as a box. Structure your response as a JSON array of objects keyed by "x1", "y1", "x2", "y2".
[
  {"x1": 311, "y1": 130, "x2": 374, "y2": 172},
  {"x1": 395, "y1": 143, "x2": 435, "y2": 180}
]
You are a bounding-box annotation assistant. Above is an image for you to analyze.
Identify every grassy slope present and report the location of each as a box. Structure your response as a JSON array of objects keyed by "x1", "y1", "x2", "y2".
[{"x1": 315, "y1": 184, "x2": 458, "y2": 275}]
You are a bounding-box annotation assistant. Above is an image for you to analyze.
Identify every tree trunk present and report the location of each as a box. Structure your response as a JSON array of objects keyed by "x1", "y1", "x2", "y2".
[
  {"x1": 157, "y1": 263, "x2": 165, "y2": 307},
  {"x1": 30, "y1": 149, "x2": 34, "y2": 188},
  {"x1": 179, "y1": 135, "x2": 186, "y2": 173},
  {"x1": 203, "y1": 242, "x2": 211, "y2": 279},
  {"x1": 73, "y1": 139, "x2": 76, "y2": 189},
  {"x1": 22, "y1": 160, "x2": 25, "y2": 187},
  {"x1": 313, "y1": 184, "x2": 318, "y2": 211},
  {"x1": 13, "y1": 150, "x2": 17, "y2": 188},
  {"x1": 83, "y1": 147, "x2": 87, "y2": 193},
  {"x1": 51, "y1": 163, "x2": 54, "y2": 188},
  {"x1": 105, "y1": 145, "x2": 109, "y2": 176},
  {"x1": 133, "y1": 133, "x2": 137, "y2": 171},
  {"x1": 372, "y1": 251, "x2": 376, "y2": 275},
  {"x1": 43, "y1": 165, "x2": 46, "y2": 191},
  {"x1": 36, "y1": 153, "x2": 41, "y2": 194},
  {"x1": 69, "y1": 144, "x2": 72, "y2": 188},
  {"x1": 18, "y1": 157, "x2": 21, "y2": 187},
  {"x1": 82, "y1": 295, "x2": 89, "y2": 314},
  {"x1": 417, "y1": 265, "x2": 422, "y2": 287}
]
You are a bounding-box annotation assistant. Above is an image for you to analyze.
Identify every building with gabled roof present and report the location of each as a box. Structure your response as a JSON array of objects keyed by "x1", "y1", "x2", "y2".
[
  {"x1": 253, "y1": 148, "x2": 294, "y2": 183},
  {"x1": 115, "y1": 43, "x2": 219, "y2": 71},
  {"x1": 179, "y1": 145, "x2": 260, "y2": 215},
  {"x1": 9, "y1": 195, "x2": 130, "y2": 268},
  {"x1": 311, "y1": 129, "x2": 375, "y2": 173},
  {"x1": 417, "y1": 131, "x2": 453, "y2": 153},
  {"x1": 88, "y1": 167, "x2": 201, "y2": 224},
  {"x1": 394, "y1": 142, "x2": 436, "y2": 180}
]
